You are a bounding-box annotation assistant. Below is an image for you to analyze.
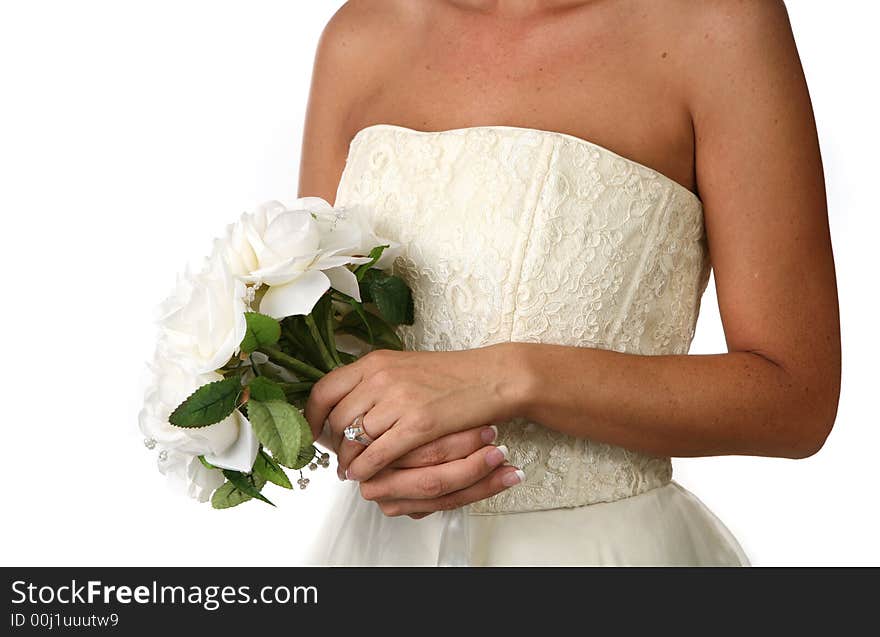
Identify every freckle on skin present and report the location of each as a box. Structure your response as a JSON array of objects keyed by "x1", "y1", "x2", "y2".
[{"x1": 661, "y1": 51, "x2": 668, "y2": 58}]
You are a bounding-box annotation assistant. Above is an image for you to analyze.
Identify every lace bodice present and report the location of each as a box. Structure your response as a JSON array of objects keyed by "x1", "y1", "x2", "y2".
[{"x1": 335, "y1": 124, "x2": 710, "y2": 514}]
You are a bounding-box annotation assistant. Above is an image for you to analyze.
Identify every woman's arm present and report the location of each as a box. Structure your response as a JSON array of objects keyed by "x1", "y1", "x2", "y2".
[
  {"x1": 507, "y1": 2, "x2": 842, "y2": 461},
  {"x1": 338, "y1": 1, "x2": 840, "y2": 485},
  {"x1": 298, "y1": 2, "x2": 382, "y2": 202}
]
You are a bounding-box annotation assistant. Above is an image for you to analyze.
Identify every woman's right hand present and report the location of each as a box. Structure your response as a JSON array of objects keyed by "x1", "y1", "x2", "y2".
[{"x1": 332, "y1": 424, "x2": 521, "y2": 519}]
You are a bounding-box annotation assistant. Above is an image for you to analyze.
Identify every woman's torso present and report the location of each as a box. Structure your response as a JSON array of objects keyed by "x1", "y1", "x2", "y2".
[{"x1": 331, "y1": 0, "x2": 712, "y2": 514}]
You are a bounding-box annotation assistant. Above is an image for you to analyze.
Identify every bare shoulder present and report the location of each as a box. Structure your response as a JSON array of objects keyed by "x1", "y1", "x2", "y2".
[
  {"x1": 299, "y1": 1, "x2": 430, "y2": 198},
  {"x1": 681, "y1": 0, "x2": 792, "y2": 34},
  {"x1": 672, "y1": 0, "x2": 801, "y2": 105},
  {"x1": 315, "y1": 1, "x2": 426, "y2": 78},
  {"x1": 672, "y1": 0, "x2": 793, "y2": 48}
]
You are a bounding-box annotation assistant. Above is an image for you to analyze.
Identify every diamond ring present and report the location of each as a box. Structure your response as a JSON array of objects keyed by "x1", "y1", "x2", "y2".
[{"x1": 343, "y1": 413, "x2": 373, "y2": 446}]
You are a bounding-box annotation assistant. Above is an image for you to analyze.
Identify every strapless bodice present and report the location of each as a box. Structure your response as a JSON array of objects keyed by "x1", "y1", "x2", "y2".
[{"x1": 335, "y1": 124, "x2": 711, "y2": 514}]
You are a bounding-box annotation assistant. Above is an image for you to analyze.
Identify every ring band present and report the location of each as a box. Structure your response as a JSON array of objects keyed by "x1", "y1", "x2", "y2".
[{"x1": 344, "y1": 413, "x2": 373, "y2": 446}]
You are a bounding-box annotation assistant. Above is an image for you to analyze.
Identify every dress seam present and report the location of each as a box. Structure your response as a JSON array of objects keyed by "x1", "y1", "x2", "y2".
[
  {"x1": 508, "y1": 136, "x2": 559, "y2": 339},
  {"x1": 607, "y1": 185, "x2": 673, "y2": 345}
]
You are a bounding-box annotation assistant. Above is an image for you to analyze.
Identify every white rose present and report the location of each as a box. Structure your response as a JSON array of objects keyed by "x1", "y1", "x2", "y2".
[
  {"x1": 159, "y1": 252, "x2": 248, "y2": 374},
  {"x1": 317, "y1": 202, "x2": 402, "y2": 271},
  {"x1": 238, "y1": 199, "x2": 372, "y2": 319},
  {"x1": 212, "y1": 217, "x2": 258, "y2": 279},
  {"x1": 159, "y1": 449, "x2": 225, "y2": 503},
  {"x1": 138, "y1": 348, "x2": 240, "y2": 457}
]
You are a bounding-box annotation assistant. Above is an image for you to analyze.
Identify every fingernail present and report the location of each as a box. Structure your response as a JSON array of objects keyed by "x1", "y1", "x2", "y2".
[
  {"x1": 502, "y1": 468, "x2": 525, "y2": 487},
  {"x1": 485, "y1": 444, "x2": 509, "y2": 467},
  {"x1": 480, "y1": 425, "x2": 498, "y2": 444},
  {"x1": 345, "y1": 468, "x2": 356, "y2": 481}
]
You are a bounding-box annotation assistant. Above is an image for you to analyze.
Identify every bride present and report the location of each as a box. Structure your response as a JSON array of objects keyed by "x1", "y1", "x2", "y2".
[{"x1": 299, "y1": 0, "x2": 840, "y2": 565}]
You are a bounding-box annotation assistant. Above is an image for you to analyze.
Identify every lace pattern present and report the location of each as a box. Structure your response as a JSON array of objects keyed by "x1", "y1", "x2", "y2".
[{"x1": 335, "y1": 125, "x2": 709, "y2": 514}]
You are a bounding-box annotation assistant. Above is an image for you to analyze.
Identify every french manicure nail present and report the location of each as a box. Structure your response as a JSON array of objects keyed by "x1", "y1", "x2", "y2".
[
  {"x1": 485, "y1": 444, "x2": 509, "y2": 467},
  {"x1": 480, "y1": 425, "x2": 498, "y2": 444},
  {"x1": 502, "y1": 468, "x2": 525, "y2": 487}
]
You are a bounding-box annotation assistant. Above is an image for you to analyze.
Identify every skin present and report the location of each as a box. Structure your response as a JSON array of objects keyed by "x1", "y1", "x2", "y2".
[{"x1": 299, "y1": 0, "x2": 841, "y2": 519}]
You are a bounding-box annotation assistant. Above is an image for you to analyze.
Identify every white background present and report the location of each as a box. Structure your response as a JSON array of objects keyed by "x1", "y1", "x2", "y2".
[{"x1": 1, "y1": 1, "x2": 876, "y2": 566}]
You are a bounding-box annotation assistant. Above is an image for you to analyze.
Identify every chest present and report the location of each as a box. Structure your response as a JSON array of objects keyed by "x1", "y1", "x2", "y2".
[{"x1": 357, "y1": 7, "x2": 696, "y2": 192}]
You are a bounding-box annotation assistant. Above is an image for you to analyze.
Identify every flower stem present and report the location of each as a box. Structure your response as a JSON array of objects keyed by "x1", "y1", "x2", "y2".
[
  {"x1": 258, "y1": 346, "x2": 325, "y2": 381},
  {"x1": 324, "y1": 302, "x2": 344, "y2": 367},
  {"x1": 305, "y1": 314, "x2": 340, "y2": 370},
  {"x1": 277, "y1": 381, "x2": 315, "y2": 392}
]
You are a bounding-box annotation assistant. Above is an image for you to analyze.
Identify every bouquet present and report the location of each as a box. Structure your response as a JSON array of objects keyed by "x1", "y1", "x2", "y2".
[{"x1": 138, "y1": 198, "x2": 412, "y2": 508}]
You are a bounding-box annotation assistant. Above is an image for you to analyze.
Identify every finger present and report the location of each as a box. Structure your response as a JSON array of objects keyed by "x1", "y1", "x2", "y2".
[
  {"x1": 392, "y1": 426, "x2": 498, "y2": 468},
  {"x1": 359, "y1": 444, "x2": 510, "y2": 501},
  {"x1": 325, "y1": 381, "x2": 380, "y2": 451},
  {"x1": 333, "y1": 405, "x2": 488, "y2": 480},
  {"x1": 336, "y1": 439, "x2": 367, "y2": 481},
  {"x1": 303, "y1": 348, "x2": 401, "y2": 433},
  {"x1": 346, "y1": 422, "x2": 438, "y2": 482},
  {"x1": 376, "y1": 465, "x2": 525, "y2": 517},
  {"x1": 304, "y1": 364, "x2": 365, "y2": 438},
  {"x1": 333, "y1": 403, "x2": 409, "y2": 479}
]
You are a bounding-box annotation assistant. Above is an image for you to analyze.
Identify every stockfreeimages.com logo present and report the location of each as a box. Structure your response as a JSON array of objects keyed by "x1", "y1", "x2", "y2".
[{"x1": 11, "y1": 579, "x2": 318, "y2": 612}]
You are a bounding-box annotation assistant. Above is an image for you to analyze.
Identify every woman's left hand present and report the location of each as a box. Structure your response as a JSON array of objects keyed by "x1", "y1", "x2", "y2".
[{"x1": 304, "y1": 343, "x2": 524, "y2": 482}]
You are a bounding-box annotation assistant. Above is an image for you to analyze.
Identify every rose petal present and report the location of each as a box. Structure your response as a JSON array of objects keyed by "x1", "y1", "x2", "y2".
[
  {"x1": 204, "y1": 410, "x2": 259, "y2": 473},
  {"x1": 258, "y1": 269, "x2": 331, "y2": 318},
  {"x1": 324, "y1": 266, "x2": 361, "y2": 301},
  {"x1": 315, "y1": 253, "x2": 373, "y2": 269},
  {"x1": 290, "y1": 196, "x2": 333, "y2": 212},
  {"x1": 240, "y1": 252, "x2": 320, "y2": 286}
]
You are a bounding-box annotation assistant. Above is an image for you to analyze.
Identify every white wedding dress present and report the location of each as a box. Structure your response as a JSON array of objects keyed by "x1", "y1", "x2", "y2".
[{"x1": 308, "y1": 124, "x2": 749, "y2": 566}]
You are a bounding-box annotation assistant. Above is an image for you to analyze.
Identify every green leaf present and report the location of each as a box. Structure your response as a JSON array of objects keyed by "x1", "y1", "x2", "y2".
[
  {"x1": 253, "y1": 450, "x2": 293, "y2": 489},
  {"x1": 222, "y1": 469, "x2": 274, "y2": 506},
  {"x1": 353, "y1": 245, "x2": 389, "y2": 281},
  {"x1": 240, "y1": 312, "x2": 281, "y2": 354},
  {"x1": 211, "y1": 472, "x2": 269, "y2": 509},
  {"x1": 288, "y1": 420, "x2": 317, "y2": 470},
  {"x1": 247, "y1": 400, "x2": 306, "y2": 468},
  {"x1": 357, "y1": 268, "x2": 381, "y2": 304},
  {"x1": 290, "y1": 443, "x2": 317, "y2": 471},
  {"x1": 370, "y1": 274, "x2": 414, "y2": 325},
  {"x1": 338, "y1": 309, "x2": 403, "y2": 350},
  {"x1": 248, "y1": 376, "x2": 286, "y2": 402},
  {"x1": 169, "y1": 376, "x2": 241, "y2": 428}
]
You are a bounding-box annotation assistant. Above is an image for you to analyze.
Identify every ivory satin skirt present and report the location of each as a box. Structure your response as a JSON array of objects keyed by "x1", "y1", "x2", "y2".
[{"x1": 306, "y1": 480, "x2": 749, "y2": 566}]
